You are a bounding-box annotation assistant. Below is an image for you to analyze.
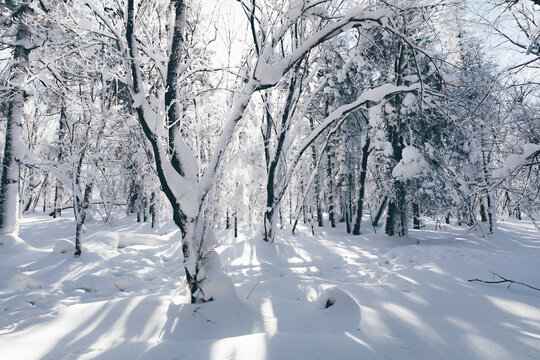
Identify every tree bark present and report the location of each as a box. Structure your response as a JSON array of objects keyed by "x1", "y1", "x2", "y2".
[
  {"x1": 327, "y1": 153, "x2": 336, "y2": 228},
  {"x1": 309, "y1": 118, "x2": 324, "y2": 227},
  {"x1": 74, "y1": 182, "x2": 93, "y2": 257},
  {"x1": 263, "y1": 69, "x2": 299, "y2": 243},
  {"x1": 53, "y1": 105, "x2": 68, "y2": 218},
  {"x1": 353, "y1": 137, "x2": 370, "y2": 235},
  {"x1": 150, "y1": 191, "x2": 159, "y2": 229},
  {"x1": 413, "y1": 202, "x2": 421, "y2": 229},
  {"x1": 0, "y1": 4, "x2": 31, "y2": 235}
]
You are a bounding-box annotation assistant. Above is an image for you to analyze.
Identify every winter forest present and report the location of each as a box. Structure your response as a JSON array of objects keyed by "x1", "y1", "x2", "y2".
[{"x1": 1, "y1": 0, "x2": 539, "y2": 359}]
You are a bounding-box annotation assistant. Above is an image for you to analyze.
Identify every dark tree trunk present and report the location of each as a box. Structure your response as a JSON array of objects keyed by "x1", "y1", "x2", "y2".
[
  {"x1": 263, "y1": 69, "x2": 299, "y2": 243},
  {"x1": 413, "y1": 203, "x2": 421, "y2": 229},
  {"x1": 143, "y1": 196, "x2": 148, "y2": 222},
  {"x1": 385, "y1": 201, "x2": 397, "y2": 236},
  {"x1": 150, "y1": 191, "x2": 159, "y2": 229},
  {"x1": 353, "y1": 137, "x2": 370, "y2": 235},
  {"x1": 309, "y1": 118, "x2": 323, "y2": 227},
  {"x1": 486, "y1": 194, "x2": 494, "y2": 234},
  {"x1": 385, "y1": 40, "x2": 408, "y2": 237},
  {"x1": 234, "y1": 213, "x2": 238, "y2": 238},
  {"x1": 480, "y1": 201, "x2": 488, "y2": 222},
  {"x1": 385, "y1": 183, "x2": 407, "y2": 236},
  {"x1": 345, "y1": 208, "x2": 351, "y2": 234},
  {"x1": 327, "y1": 154, "x2": 336, "y2": 228},
  {"x1": 372, "y1": 196, "x2": 387, "y2": 227}
]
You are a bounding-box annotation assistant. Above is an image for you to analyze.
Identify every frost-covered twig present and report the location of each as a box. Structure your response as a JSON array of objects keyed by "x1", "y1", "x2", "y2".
[{"x1": 468, "y1": 272, "x2": 540, "y2": 291}]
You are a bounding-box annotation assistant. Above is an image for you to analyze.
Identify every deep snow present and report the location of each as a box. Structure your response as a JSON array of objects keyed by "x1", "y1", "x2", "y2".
[{"x1": 0, "y1": 213, "x2": 539, "y2": 359}]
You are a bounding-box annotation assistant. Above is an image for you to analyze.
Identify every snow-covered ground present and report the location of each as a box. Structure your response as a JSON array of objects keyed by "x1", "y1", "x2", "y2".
[{"x1": 1, "y1": 214, "x2": 539, "y2": 359}]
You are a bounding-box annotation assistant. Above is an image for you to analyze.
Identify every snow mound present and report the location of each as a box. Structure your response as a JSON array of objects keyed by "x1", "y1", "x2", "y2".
[
  {"x1": 52, "y1": 239, "x2": 74, "y2": 254},
  {"x1": 117, "y1": 234, "x2": 164, "y2": 249},
  {"x1": 317, "y1": 287, "x2": 360, "y2": 312},
  {"x1": 0, "y1": 234, "x2": 33, "y2": 253},
  {"x1": 203, "y1": 250, "x2": 239, "y2": 302}
]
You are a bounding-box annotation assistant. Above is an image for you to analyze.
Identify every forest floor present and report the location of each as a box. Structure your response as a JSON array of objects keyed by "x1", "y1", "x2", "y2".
[{"x1": 0, "y1": 213, "x2": 539, "y2": 359}]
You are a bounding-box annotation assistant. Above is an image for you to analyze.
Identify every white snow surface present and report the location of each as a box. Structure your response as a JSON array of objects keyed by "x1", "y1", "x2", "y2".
[{"x1": 1, "y1": 214, "x2": 539, "y2": 359}]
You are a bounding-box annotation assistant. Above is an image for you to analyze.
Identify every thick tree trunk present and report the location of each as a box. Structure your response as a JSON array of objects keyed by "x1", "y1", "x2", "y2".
[
  {"x1": 263, "y1": 207, "x2": 277, "y2": 243},
  {"x1": 126, "y1": 0, "x2": 230, "y2": 303},
  {"x1": 479, "y1": 200, "x2": 488, "y2": 222},
  {"x1": 0, "y1": 92, "x2": 23, "y2": 235},
  {"x1": 385, "y1": 201, "x2": 397, "y2": 236},
  {"x1": 0, "y1": 5, "x2": 31, "y2": 235},
  {"x1": 385, "y1": 182, "x2": 407, "y2": 236},
  {"x1": 353, "y1": 137, "x2": 370, "y2": 235}
]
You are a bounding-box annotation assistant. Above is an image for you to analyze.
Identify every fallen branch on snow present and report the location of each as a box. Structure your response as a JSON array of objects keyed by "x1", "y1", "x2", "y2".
[{"x1": 468, "y1": 272, "x2": 540, "y2": 291}]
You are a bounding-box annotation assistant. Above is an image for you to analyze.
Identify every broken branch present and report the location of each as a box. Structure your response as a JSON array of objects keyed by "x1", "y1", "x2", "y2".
[{"x1": 468, "y1": 272, "x2": 540, "y2": 291}]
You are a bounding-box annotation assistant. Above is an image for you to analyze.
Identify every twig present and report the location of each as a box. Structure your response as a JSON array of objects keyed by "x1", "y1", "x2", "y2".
[
  {"x1": 468, "y1": 272, "x2": 540, "y2": 291},
  {"x1": 246, "y1": 280, "x2": 260, "y2": 300}
]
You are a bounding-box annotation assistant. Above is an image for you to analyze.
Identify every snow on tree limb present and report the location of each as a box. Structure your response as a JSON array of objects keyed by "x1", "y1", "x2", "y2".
[
  {"x1": 254, "y1": 8, "x2": 387, "y2": 87},
  {"x1": 280, "y1": 82, "x2": 421, "y2": 198}
]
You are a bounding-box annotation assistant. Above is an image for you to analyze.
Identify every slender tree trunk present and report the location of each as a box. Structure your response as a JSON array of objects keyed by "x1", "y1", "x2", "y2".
[
  {"x1": 486, "y1": 193, "x2": 494, "y2": 234},
  {"x1": 372, "y1": 196, "x2": 387, "y2": 227},
  {"x1": 345, "y1": 208, "x2": 351, "y2": 233},
  {"x1": 74, "y1": 182, "x2": 93, "y2": 257},
  {"x1": 398, "y1": 183, "x2": 407, "y2": 236},
  {"x1": 53, "y1": 106, "x2": 68, "y2": 218},
  {"x1": 234, "y1": 212, "x2": 238, "y2": 238},
  {"x1": 327, "y1": 154, "x2": 336, "y2": 228},
  {"x1": 150, "y1": 191, "x2": 159, "y2": 229},
  {"x1": 73, "y1": 111, "x2": 106, "y2": 257},
  {"x1": 353, "y1": 137, "x2": 370, "y2": 235},
  {"x1": 53, "y1": 183, "x2": 62, "y2": 218},
  {"x1": 309, "y1": 118, "x2": 323, "y2": 227},
  {"x1": 481, "y1": 145, "x2": 494, "y2": 234},
  {"x1": 143, "y1": 196, "x2": 148, "y2": 222},
  {"x1": 263, "y1": 69, "x2": 299, "y2": 243},
  {"x1": 42, "y1": 189, "x2": 47, "y2": 213},
  {"x1": 412, "y1": 202, "x2": 421, "y2": 229}
]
